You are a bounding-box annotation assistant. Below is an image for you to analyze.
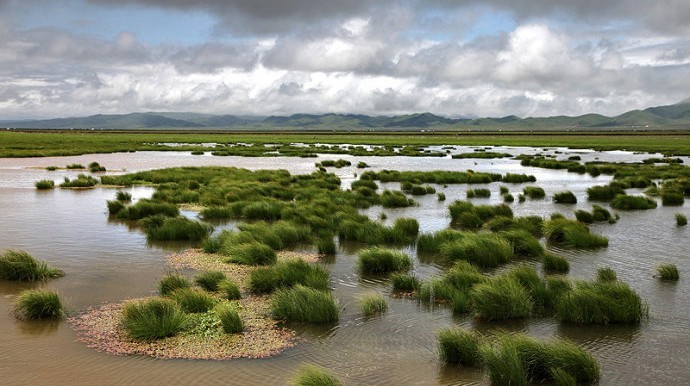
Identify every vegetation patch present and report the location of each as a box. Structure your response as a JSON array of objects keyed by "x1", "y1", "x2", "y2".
[
  {"x1": 358, "y1": 247, "x2": 412, "y2": 274},
  {"x1": 292, "y1": 364, "x2": 342, "y2": 386},
  {"x1": 360, "y1": 292, "x2": 388, "y2": 316},
  {"x1": 437, "y1": 327, "x2": 483, "y2": 367},
  {"x1": 271, "y1": 285, "x2": 339, "y2": 323},
  {"x1": 656, "y1": 264, "x2": 679, "y2": 281},
  {"x1": 0, "y1": 250, "x2": 64, "y2": 282},
  {"x1": 553, "y1": 191, "x2": 577, "y2": 204},
  {"x1": 544, "y1": 218, "x2": 608, "y2": 249},
  {"x1": 14, "y1": 289, "x2": 64, "y2": 320},
  {"x1": 611, "y1": 195, "x2": 657, "y2": 210},
  {"x1": 35, "y1": 179, "x2": 55, "y2": 189}
]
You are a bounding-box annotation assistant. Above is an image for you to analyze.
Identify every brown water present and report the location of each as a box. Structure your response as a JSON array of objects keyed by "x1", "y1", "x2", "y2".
[{"x1": 0, "y1": 148, "x2": 688, "y2": 385}]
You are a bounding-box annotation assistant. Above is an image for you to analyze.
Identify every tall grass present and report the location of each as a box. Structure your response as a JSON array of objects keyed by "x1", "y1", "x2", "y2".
[
  {"x1": 14, "y1": 289, "x2": 64, "y2": 320},
  {"x1": 611, "y1": 194, "x2": 657, "y2": 210},
  {"x1": 0, "y1": 250, "x2": 64, "y2": 281},
  {"x1": 470, "y1": 276, "x2": 533, "y2": 320},
  {"x1": 216, "y1": 303, "x2": 243, "y2": 334},
  {"x1": 596, "y1": 267, "x2": 617, "y2": 282},
  {"x1": 158, "y1": 273, "x2": 192, "y2": 296},
  {"x1": 142, "y1": 216, "x2": 213, "y2": 241},
  {"x1": 587, "y1": 184, "x2": 626, "y2": 201},
  {"x1": 360, "y1": 292, "x2": 388, "y2": 316},
  {"x1": 544, "y1": 219, "x2": 608, "y2": 249},
  {"x1": 523, "y1": 186, "x2": 546, "y2": 199},
  {"x1": 121, "y1": 298, "x2": 187, "y2": 340},
  {"x1": 543, "y1": 253, "x2": 570, "y2": 273},
  {"x1": 219, "y1": 280, "x2": 242, "y2": 300},
  {"x1": 437, "y1": 327, "x2": 483, "y2": 367},
  {"x1": 271, "y1": 285, "x2": 339, "y2": 323},
  {"x1": 556, "y1": 281, "x2": 644, "y2": 324},
  {"x1": 390, "y1": 273, "x2": 419, "y2": 292},
  {"x1": 656, "y1": 264, "x2": 679, "y2": 281},
  {"x1": 358, "y1": 248, "x2": 412, "y2": 274},
  {"x1": 224, "y1": 242, "x2": 277, "y2": 265},
  {"x1": 292, "y1": 364, "x2": 342, "y2": 386}
]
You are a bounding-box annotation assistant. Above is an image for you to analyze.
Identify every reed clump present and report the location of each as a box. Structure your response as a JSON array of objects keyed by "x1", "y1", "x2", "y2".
[
  {"x1": 676, "y1": 213, "x2": 688, "y2": 226},
  {"x1": 610, "y1": 194, "x2": 657, "y2": 210},
  {"x1": 440, "y1": 232, "x2": 513, "y2": 268},
  {"x1": 0, "y1": 250, "x2": 64, "y2": 282},
  {"x1": 544, "y1": 218, "x2": 608, "y2": 249},
  {"x1": 656, "y1": 264, "x2": 679, "y2": 281},
  {"x1": 14, "y1": 289, "x2": 64, "y2": 320},
  {"x1": 121, "y1": 298, "x2": 187, "y2": 340},
  {"x1": 523, "y1": 186, "x2": 546, "y2": 199},
  {"x1": 170, "y1": 288, "x2": 217, "y2": 313},
  {"x1": 248, "y1": 259, "x2": 329, "y2": 294},
  {"x1": 360, "y1": 292, "x2": 388, "y2": 316},
  {"x1": 470, "y1": 276, "x2": 533, "y2": 320},
  {"x1": 358, "y1": 247, "x2": 412, "y2": 274},
  {"x1": 271, "y1": 285, "x2": 339, "y2": 323},
  {"x1": 437, "y1": 327, "x2": 483, "y2": 367},
  {"x1": 194, "y1": 270, "x2": 226, "y2": 291}
]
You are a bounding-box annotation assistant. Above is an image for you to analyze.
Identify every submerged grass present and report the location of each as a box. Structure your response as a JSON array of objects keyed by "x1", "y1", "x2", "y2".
[
  {"x1": 14, "y1": 289, "x2": 64, "y2": 320},
  {"x1": 0, "y1": 250, "x2": 64, "y2": 282}
]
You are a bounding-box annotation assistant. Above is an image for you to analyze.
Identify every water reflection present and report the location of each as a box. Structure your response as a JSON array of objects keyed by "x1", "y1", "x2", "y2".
[{"x1": 17, "y1": 319, "x2": 61, "y2": 337}]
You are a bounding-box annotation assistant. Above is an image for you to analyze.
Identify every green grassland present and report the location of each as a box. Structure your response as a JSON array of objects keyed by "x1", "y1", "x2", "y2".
[{"x1": 1, "y1": 130, "x2": 690, "y2": 157}]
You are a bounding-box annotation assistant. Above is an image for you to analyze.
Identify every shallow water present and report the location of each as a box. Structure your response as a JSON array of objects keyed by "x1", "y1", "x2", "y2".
[{"x1": 0, "y1": 147, "x2": 688, "y2": 385}]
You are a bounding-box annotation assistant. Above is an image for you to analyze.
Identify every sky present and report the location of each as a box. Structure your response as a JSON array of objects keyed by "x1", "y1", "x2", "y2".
[{"x1": 1, "y1": 0, "x2": 690, "y2": 119}]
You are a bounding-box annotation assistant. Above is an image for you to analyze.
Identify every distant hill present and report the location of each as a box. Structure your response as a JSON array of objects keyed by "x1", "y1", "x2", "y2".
[{"x1": 3, "y1": 101, "x2": 690, "y2": 131}]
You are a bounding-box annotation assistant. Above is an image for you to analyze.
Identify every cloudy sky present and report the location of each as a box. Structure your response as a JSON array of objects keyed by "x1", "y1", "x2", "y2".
[{"x1": 1, "y1": 0, "x2": 690, "y2": 119}]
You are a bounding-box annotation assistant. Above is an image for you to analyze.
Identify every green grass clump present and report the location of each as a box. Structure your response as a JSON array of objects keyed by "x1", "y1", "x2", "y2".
[
  {"x1": 587, "y1": 184, "x2": 626, "y2": 201},
  {"x1": 170, "y1": 288, "x2": 217, "y2": 313},
  {"x1": 390, "y1": 273, "x2": 419, "y2": 292},
  {"x1": 656, "y1": 264, "x2": 679, "y2": 281},
  {"x1": 225, "y1": 242, "x2": 277, "y2": 265},
  {"x1": 358, "y1": 247, "x2": 412, "y2": 274},
  {"x1": 194, "y1": 270, "x2": 226, "y2": 291},
  {"x1": 440, "y1": 232, "x2": 513, "y2": 268},
  {"x1": 591, "y1": 205, "x2": 613, "y2": 222},
  {"x1": 553, "y1": 191, "x2": 577, "y2": 204},
  {"x1": 88, "y1": 161, "x2": 106, "y2": 172},
  {"x1": 380, "y1": 190, "x2": 416, "y2": 208},
  {"x1": 523, "y1": 186, "x2": 546, "y2": 199},
  {"x1": 543, "y1": 253, "x2": 570, "y2": 274},
  {"x1": 499, "y1": 229, "x2": 544, "y2": 258},
  {"x1": 416, "y1": 229, "x2": 465, "y2": 253},
  {"x1": 467, "y1": 188, "x2": 491, "y2": 198},
  {"x1": 437, "y1": 192, "x2": 446, "y2": 201},
  {"x1": 661, "y1": 190, "x2": 684, "y2": 206},
  {"x1": 35, "y1": 179, "x2": 55, "y2": 189},
  {"x1": 218, "y1": 280, "x2": 242, "y2": 300},
  {"x1": 14, "y1": 289, "x2": 64, "y2": 320},
  {"x1": 484, "y1": 339, "x2": 528, "y2": 386},
  {"x1": 158, "y1": 273, "x2": 192, "y2": 296},
  {"x1": 0, "y1": 250, "x2": 64, "y2": 282},
  {"x1": 449, "y1": 200, "x2": 513, "y2": 229},
  {"x1": 502, "y1": 173, "x2": 537, "y2": 183},
  {"x1": 437, "y1": 327, "x2": 483, "y2": 367},
  {"x1": 556, "y1": 280, "x2": 644, "y2": 324},
  {"x1": 116, "y1": 191, "x2": 132, "y2": 202},
  {"x1": 574, "y1": 209, "x2": 594, "y2": 224},
  {"x1": 107, "y1": 199, "x2": 125, "y2": 215},
  {"x1": 121, "y1": 298, "x2": 187, "y2": 340},
  {"x1": 45, "y1": 165, "x2": 57, "y2": 171},
  {"x1": 66, "y1": 163, "x2": 84, "y2": 169},
  {"x1": 360, "y1": 292, "x2": 388, "y2": 316},
  {"x1": 116, "y1": 199, "x2": 179, "y2": 220},
  {"x1": 611, "y1": 194, "x2": 657, "y2": 210},
  {"x1": 271, "y1": 285, "x2": 338, "y2": 323},
  {"x1": 216, "y1": 303, "x2": 243, "y2": 334},
  {"x1": 317, "y1": 237, "x2": 337, "y2": 255},
  {"x1": 417, "y1": 278, "x2": 471, "y2": 313},
  {"x1": 544, "y1": 218, "x2": 608, "y2": 249},
  {"x1": 60, "y1": 174, "x2": 99, "y2": 188},
  {"x1": 470, "y1": 276, "x2": 533, "y2": 320},
  {"x1": 676, "y1": 213, "x2": 688, "y2": 226},
  {"x1": 142, "y1": 216, "x2": 213, "y2": 241},
  {"x1": 248, "y1": 259, "x2": 330, "y2": 294},
  {"x1": 503, "y1": 193, "x2": 514, "y2": 203},
  {"x1": 596, "y1": 267, "x2": 617, "y2": 282},
  {"x1": 292, "y1": 364, "x2": 342, "y2": 386}
]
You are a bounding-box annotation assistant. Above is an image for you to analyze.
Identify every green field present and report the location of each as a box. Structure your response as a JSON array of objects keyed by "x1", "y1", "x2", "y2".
[{"x1": 1, "y1": 130, "x2": 690, "y2": 157}]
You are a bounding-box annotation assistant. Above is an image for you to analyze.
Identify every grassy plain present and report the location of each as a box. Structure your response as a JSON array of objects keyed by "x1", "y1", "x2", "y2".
[{"x1": 2, "y1": 130, "x2": 690, "y2": 157}]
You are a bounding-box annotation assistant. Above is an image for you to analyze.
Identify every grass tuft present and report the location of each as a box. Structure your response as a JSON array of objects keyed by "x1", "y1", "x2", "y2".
[
  {"x1": 218, "y1": 280, "x2": 242, "y2": 300},
  {"x1": 216, "y1": 303, "x2": 244, "y2": 334},
  {"x1": 358, "y1": 247, "x2": 412, "y2": 274},
  {"x1": 35, "y1": 179, "x2": 55, "y2": 189},
  {"x1": 292, "y1": 364, "x2": 342, "y2": 386},
  {"x1": 543, "y1": 253, "x2": 570, "y2": 274},
  {"x1": 170, "y1": 288, "x2": 217, "y2": 313},
  {"x1": 271, "y1": 285, "x2": 339, "y2": 323},
  {"x1": 224, "y1": 242, "x2": 277, "y2": 265},
  {"x1": 0, "y1": 250, "x2": 64, "y2": 282},
  {"x1": 158, "y1": 273, "x2": 192, "y2": 296},
  {"x1": 656, "y1": 264, "x2": 679, "y2": 281},
  {"x1": 121, "y1": 298, "x2": 187, "y2": 340},
  {"x1": 390, "y1": 273, "x2": 419, "y2": 292},
  {"x1": 596, "y1": 267, "x2": 617, "y2": 282},
  {"x1": 14, "y1": 289, "x2": 64, "y2": 320},
  {"x1": 470, "y1": 276, "x2": 532, "y2": 320},
  {"x1": 360, "y1": 292, "x2": 388, "y2": 316},
  {"x1": 194, "y1": 270, "x2": 226, "y2": 291},
  {"x1": 553, "y1": 191, "x2": 577, "y2": 204},
  {"x1": 675, "y1": 213, "x2": 687, "y2": 226},
  {"x1": 437, "y1": 327, "x2": 483, "y2": 367}
]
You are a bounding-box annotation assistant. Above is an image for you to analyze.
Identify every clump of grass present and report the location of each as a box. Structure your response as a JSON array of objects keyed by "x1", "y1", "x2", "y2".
[
  {"x1": 543, "y1": 253, "x2": 570, "y2": 274},
  {"x1": 248, "y1": 259, "x2": 330, "y2": 294},
  {"x1": 518, "y1": 194, "x2": 526, "y2": 202},
  {"x1": 661, "y1": 190, "x2": 684, "y2": 206},
  {"x1": 587, "y1": 184, "x2": 625, "y2": 201},
  {"x1": 170, "y1": 288, "x2": 217, "y2": 313},
  {"x1": 437, "y1": 327, "x2": 483, "y2": 367},
  {"x1": 556, "y1": 281, "x2": 644, "y2": 324},
  {"x1": 356, "y1": 161, "x2": 369, "y2": 169},
  {"x1": 500, "y1": 186, "x2": 509, "y2": 195},
  {"x1": 553, "y1": 191, "x2": 577, "y2": 204},
  {"x1": 544, "y1": 218, "x2": 608, "y2": 249},
  {"x1": 107, "y1": 200, "x2": 125, "y2": 215},
  {"x1": 225, "y1": 242, "x2": 277, "y2": 265},
  {"x1": 60, "y1": 174, "x2": 98, "y2": 188},
  {"x1": 592, "y1": 205, "x2": 613, "y2": 222},
  {"x1": 141, "y1": 216, "x2": 213, "y2": 241},
  {"x1": 115, "y1": 191, "x2": 132, "y2": 202},
  {"x1": 574, "y1": 209, "x2": 594, "y2": 224},
  {"x1": 116, "y1": 199, "x2": 179, "y2": 220},
  {"x1": 317, "y1": 237, "x2": 336, "y2": 255},
  {"x1": 611, "y1": 194, "x2": 657, "y2": 210},
  {"x1": 271, "y1": 285, "x2": 338, "y2": 323},
  {"x1": 219, "y1": 280, "x2": 241, "y2": 300},
  {"x1": 380, "y1": 190, "x2": 415, "y2": 208},
  {"x1": 656, "y1": 264, "x2": 679, "y2": 281},
  {"x1": 35, "y1": 179, "x2": 55, "y2": 189},
  {"x1": 358, "y1": 247, "x2": 412, "y2": 274},
  {"x1": 470, "y1": 276, "x2": 533, "y2": 320},
  {"x1": 523, "y1": 186, "x2": 546, "y2": 199},
  {"x1": 437, "y1": 192, "x2": 446, "y2": 201},
  {"x1": 14, "y1": 289, "x2": 63, "y2": 320},
  {"x1": 292, "y1": 364, "x2": 342, "y2": 386},
  {"x1": 360, "y1": 292, "x2": 388, "y2": 316},
  {"x1": 499, "y1": 229, "x2": 543, "y2": 258},
  {"x1": 121, "y1": 298, "x2": 187, "y2": 340},
  {"x1": 390, "y1": 273, "x2": 419, "y2": 292},
  {"x1": 503, "y1": 193, "x2": 514, "y2": 203},
  {"x1": 440, "y1": 232, "x2": 513, "y2": 268},
  {"x1": 158, "y1": 273, "x2": 192, "y2": 296},
  {"x1": 596, "y1": 267, "x2": 617, "y2": 282},
  {"x1": 216, "y1": 303, "x2": 243, "y2": 334},
  {"x1": 675, "y1": 213, "x2": 687, "y2": 226},
  {"x1": 194, "y1": 270, "x2": 226, "y2": 291},
  {"x1": 88, "y1": 161, "x2": 106, "y2": 172},
  {"x1": 66, "y1": 163, "x2": 84, "y2": 169},
  {"x1": 0, "y1": 250, "x2": 64, "y2": 282},
  {"x1": 467, "y1": 188, "x2": 491, "y2": 198},
  {"x1": 484, "y1": 339, "x2": 527, "y2": 386},
  {"x1": 45, "y1": 166, "x2": 57, "y2": 171}
]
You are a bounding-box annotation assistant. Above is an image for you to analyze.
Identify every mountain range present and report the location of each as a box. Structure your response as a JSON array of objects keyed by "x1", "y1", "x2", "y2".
[{"x1": 3, "y1": 101, "x2": 690, "y2": 131}]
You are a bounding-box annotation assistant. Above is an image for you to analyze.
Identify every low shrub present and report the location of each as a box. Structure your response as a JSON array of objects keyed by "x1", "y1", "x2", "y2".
[
  {"x1": 437, "y1": 327, "x2": 483, "y2": 367},
  {"x1": 656, "y1": 264, "x2": 679, "y2": 281},
  {"x1": 271, "y1": 285, "x2": 339, "y2": 323},
  {"x1": 217, "y1": 303, "x2": 243, "y2": 334},
  {"x1": 553, "y1": 191, "x2": 577, "y2": 204},
  {"x1": 121, "y1": 298, "x2": 187, "y2": 340},
  {"x1": 292, "y1": 364, "x2": 342, "y2": 386},
  {"x1": 170, "y1": 288, "x2": 217, "y2": 313},
  {"x1": 14, "y1": 289, "x2": 63, "y2": 320},
  {"x1": 358, "y1": 248, "x2": 412, "y2": 274},
  {"x1": 194, "y1": 270, "x2": 226, "y2": 292},
  {"x1": 360, "y1": 292, "x2": 388, "y2": 316},
  {"x1": 0, "y1": 250, "x2": 64, "y2": 281},
  {"x1": 158, "y1": 273, "x2": 192, "y2": 296}
]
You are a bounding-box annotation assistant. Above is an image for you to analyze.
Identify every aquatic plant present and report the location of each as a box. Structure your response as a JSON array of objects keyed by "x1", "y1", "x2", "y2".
[
  {"x1": 317, "y1": 237, "x2": 337, "y2": 255},
  {"x1": 676, "y1": 213, "x2": 688, "y2": 226},
  {"x1": 523, "y1": 186, "x2": 546, "y2": 199},
  {"x1": 115, "y1": 191, "x2": 132, "y2": 202},
  {"x1": 484, "y1": 339, "x2": 527, "y2": 386},
  {"x1": 216, "y1": 303, "x2": 243, "y2": 334},
  {"x1": 14, "y1": 289, "x2": 63, "y2": 320},
  {"x1": 416, "y1": 229, "x2": 465, "y2": 253},
  {"x1": 116, "y1": 199, "x2": 179, "y2": 220},
  {"x1": 574, "y1": 209, "x2": 594, "y2": 224},
  {"x1": 543, "y1": 253, "x2": 570, "y2": 274},
  {"x1": 499, "y1": 186, "x2": 509, "y2": 195},
  {"x1": 0, "y1": 250, "x2": 64, "y2": 282},
  {"x1": 271, "y1": 285, "x2": 339, "y2": 323},
  {"x1": 88, "y1": 161, "x2": 106, "y2": 172},
  {"x1": 60, "y1": 174, "x2": 98, "y2": 188},
  {"x1": 249, "y1": 259, "x2": 330, "y2": 294},
  {"x1": 390, "y1": 273, "x2": 419, "y2": 292},
  {"x1": 544, "y1": 218, "x2": 608, "y2": 249},
  {"x1": 587, "y1": 184, "x2": 626, "y2": 201},
  {"x1": 170, "y1": 288, "x2": 217, "y2": 313},
  {"x1": 553, "y1": 191, "x2": 577, "y2": 204},
  {"x1": 106, "y1": 200, "x2": 125, "y2": 215},
  {"x1": 499, "y1": 229, "x2": 544, "y2": 258},
  {"x1": 121, "y1": 298, "x2": 187, "y2": 340},
  {"x1": 440, "y1": 232, "x2": 513, "y2": 268},
  {"x1": 417, "y1": 278, "x2": 470, "y2": 313},
  {"x1": 437, "y1": 192, "x2": 446, "y2": 201},
  {"x1": 556, "y1": 280, "x2": 644, "y2": 324},
  {"x1": 470, "y1": 276, "x2": 533, "y2": 320},
  {"x1": 611, "y1": 195, "x2": 657, "y2": 210},
  {"x1": 661, "y1": 190, "x2": 684, "y2": 206},
  {"x1": 158, "y1": 273, "x2": 192, "y2": 296},
  {"x1": 656, "y1": 264, "x2": 679, "y2": 281},
  {"x1": 591, "y1": 205, "x2": 613, "y2": 222},
  {"x1": 358, "y1": 247, "x2": 412, "y2": 274},
  {"x1": 292, "y1": 364, "x2": 342, "y2": 386},
  {"x1": 503, "y1": 193, "x2": 514, "y2": 203},
  {"x1": 66, "y1": 163, "x2": 84, "y2": 169},
  {"x1": 360, "y1": 292, "x2": 388, "y2": 316},
  {"x1": 141, "y1": 216, "x2": 213, "y2": 241},
  {"x1": 194, "y1": 270, "x2": 226, "y2": 292},
  {"x1": 380, "y1": 190, "x2": 415, "y2": 208},
  {"x1": 34, "y1": 179, "x2": 55, "y2": 189},
  {"x1": 596, "y1": 267, "x2": 617, "y2": 282},
  {"x1": 467, "y1": 188, "x2": 491, "y2": 198},
  {"x1": 437, "y1": 327, "x2": 483, "y2": 367}
]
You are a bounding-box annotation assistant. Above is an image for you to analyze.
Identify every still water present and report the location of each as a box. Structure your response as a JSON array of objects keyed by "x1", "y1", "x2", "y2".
[{"x1": 0, "y1": 147, "x2": 688, "y2": 385}]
